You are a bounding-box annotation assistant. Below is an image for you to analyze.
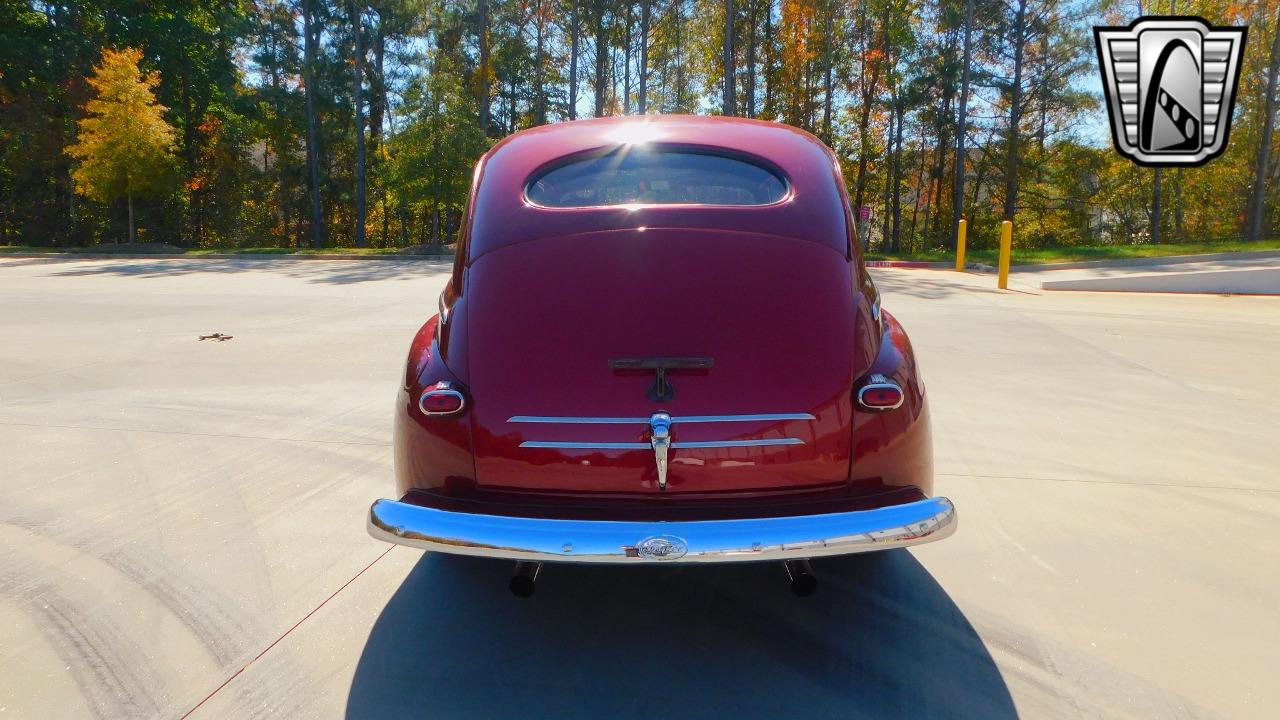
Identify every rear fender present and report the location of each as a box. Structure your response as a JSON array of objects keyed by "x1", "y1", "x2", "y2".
[
  {"x1": 394, "y1": 315, "x2": 476, "y2": 497},
  {"x1": 850, "y1": 310, "x2": 933, "y2": 496}
]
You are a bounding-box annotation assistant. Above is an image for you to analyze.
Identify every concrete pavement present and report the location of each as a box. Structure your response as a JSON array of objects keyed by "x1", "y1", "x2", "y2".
[{"x1": 1, "y1": 257, "x2": 1277, "y2": 719}]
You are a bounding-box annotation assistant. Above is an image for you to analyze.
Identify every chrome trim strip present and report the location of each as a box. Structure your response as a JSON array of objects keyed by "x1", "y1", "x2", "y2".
[
  {"x1": 518, "y1": 438, "x2": 805, "y2": 450},
  {"x1": 519, "y1": 441, "x2": 650, "y2": 449},
  {"x1": 670, "y1": 438, "x2": 804, "y2": 449},
  {"x1": 368, "y1": 496, "x2": 958, "y2": 563},
  {"x1": 508, "y1": 413, "x2": 815, "y2": 424},
  {"x1": 437, "y1": 290, "x2": 450, "y2": 325},
  {"x1": 509, "y1": 416, "x2": 647, "y2": 424},
  {"x1": 671, "y1": 413, "x2": 815, "y2": 423}
]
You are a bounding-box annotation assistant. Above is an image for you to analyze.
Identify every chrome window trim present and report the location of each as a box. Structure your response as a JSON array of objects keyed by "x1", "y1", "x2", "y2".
[
  {"x1": 519, "y1": 438, "x2": 805, "y2": 450},
  {"x1": 508, "y1": 413, "x2": 814, "y2": 424},
  {"x1": 522, "y1": 145, "x2": 794, "y2": 210}
]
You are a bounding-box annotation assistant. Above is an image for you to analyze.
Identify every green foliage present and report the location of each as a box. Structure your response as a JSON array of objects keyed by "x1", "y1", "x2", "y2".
[
  {"x1": 0, "y1": 0, "x2": 1277, "y2": 250},
  {"x1": 390, "y1": 53, "x2": 490, "y2": 243}
]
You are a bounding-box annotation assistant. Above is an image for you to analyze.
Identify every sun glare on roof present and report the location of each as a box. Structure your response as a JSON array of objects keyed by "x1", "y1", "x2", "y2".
[{"x1": 609, "y1": 121, "x2": 664, "y2": 146}]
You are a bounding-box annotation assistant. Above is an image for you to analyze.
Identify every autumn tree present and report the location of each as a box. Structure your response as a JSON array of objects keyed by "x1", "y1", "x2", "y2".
[{"x1": 65, "y1": 48, "x2": 177, "y2": 244}]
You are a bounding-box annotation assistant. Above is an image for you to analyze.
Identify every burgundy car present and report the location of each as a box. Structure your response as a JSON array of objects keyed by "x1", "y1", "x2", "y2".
[{"x1": 368, "y1": 115, "x2": 956, "y2": 596}]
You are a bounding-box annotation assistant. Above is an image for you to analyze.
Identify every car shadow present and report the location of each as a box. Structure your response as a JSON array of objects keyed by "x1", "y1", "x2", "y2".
[{"x1": 345, "y1": 551, "x2": 1016, "y2": 719}]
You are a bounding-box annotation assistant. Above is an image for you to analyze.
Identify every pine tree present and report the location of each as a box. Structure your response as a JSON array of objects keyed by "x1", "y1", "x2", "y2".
[{"x1": 65, "y1": 48, "x2": 177, "y2": 244}]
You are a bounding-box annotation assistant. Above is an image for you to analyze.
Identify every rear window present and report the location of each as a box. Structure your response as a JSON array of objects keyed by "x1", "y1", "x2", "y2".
[{"x1": 526, "y1": 148, "x2": 789, "y2": 208}]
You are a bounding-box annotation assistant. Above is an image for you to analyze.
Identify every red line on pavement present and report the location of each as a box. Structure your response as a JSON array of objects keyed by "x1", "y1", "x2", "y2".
[{"x1": 178, "y1": 545, "x2": 395, "y2": 719}]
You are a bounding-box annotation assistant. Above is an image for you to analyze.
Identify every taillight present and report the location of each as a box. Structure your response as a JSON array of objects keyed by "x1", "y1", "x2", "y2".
[
  {"x1": 419, "y1": 382, "x2": 466, "y2": 416},
  {"x1": 857, "y1": 374, "x2": 904, "y2": 411}
]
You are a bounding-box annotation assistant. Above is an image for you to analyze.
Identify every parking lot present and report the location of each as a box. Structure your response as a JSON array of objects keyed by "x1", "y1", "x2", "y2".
[{"x1": 1, "y1": 256, "x2": 1277, "y2": 719}]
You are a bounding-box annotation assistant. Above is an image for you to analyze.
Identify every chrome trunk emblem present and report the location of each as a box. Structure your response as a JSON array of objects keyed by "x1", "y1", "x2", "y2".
[
  {"x1": 649, "y1": 412, "x2": 672, "y2": 490},
  {"x1": 634, "y1": 535, "x2": 688, "y2": 560}
]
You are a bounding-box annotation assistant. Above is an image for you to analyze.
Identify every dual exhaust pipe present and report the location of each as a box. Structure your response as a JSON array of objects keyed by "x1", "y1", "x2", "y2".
[{"x1": 507, "y1": 559, "x2": 818, "y2": 597}]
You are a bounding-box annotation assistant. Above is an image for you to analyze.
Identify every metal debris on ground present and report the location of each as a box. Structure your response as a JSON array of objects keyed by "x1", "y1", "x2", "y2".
[{"x1": 199, "y1": 333, "x2": 234, "y2": 341}]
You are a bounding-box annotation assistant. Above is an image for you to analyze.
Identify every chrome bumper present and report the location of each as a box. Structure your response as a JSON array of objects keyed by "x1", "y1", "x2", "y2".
[{"x1": 367, "y1": 496, "x2": 957, "y2": 564}]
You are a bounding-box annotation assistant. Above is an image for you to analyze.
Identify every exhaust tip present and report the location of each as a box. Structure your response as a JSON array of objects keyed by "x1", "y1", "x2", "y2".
[
  {"x1": 790, "y1": 573, "x2": 818, "y2": 597},
  {"x1": 509, "y1": 561, "x2": 541, "y2": 598},
  {"x1": 509, "y1": 575, "x2": 536, "y2": 598},
  {"x1": 784, "y1": 559, "x2": 817, "y2": 597}
]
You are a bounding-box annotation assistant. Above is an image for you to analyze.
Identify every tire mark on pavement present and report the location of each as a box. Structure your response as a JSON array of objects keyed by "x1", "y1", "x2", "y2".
[
  {"x1": 2, "y1": 514, "x2": 264, "y2": 670},
  {"x1": 34, "y1": 591, "x2": 167, "y2": 720},
  {"x1": 103, "y1": 548, "x2": 259, "y2": 667}
]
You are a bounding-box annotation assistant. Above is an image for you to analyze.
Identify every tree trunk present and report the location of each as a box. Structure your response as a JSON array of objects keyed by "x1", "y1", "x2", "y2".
[
  {"x1": 593, "y1": 0, "x2": 608, "y2": 116},
  {"x1": 638, "y1": 0, "x2": 650, "y2": 113},
  {"x1": 268, "y1": 30, "x2": 290, "y2": 246},
  {"x1": 478, "y1": 0, "x2": 490, "y2": 133},
  {"x1": 569, "y1": 0, "x2": 580, "y2": 119},
  {"x1": 951, "y1": 0, "x2": 973, "y2": 250},
  {"x1": 723, "y1": 0, "x2": 735, "y2": 115},
  {"x1": 1151, "y1": 168, "x2": 1162, "y2": 244},
  {"x1": 1247, "y1": 8, "x2": 1280, "y2": 241},
  {"x1": 535, "y1": 0, "x2": 548, "y2": 124},
  {"x1": 509, "y1": 74, "x2": 517, "y2": 132},
  {"x1": 673, "y1": 0, "x2": 686, "y2": 108},
  {"x1": 852, "y1": 6, "x2": 887, "y2": 228},
  {"x1": 910, "y1": 125, "x2": 930, "y2": 249},
  {"x1": 762, "y1": 0, "x2": 774, "y2": 117},
  {"x1": 881, "y1": 105, "x2": 895, "y2": 250},
  {"x1": 745, "y1": 0, "x2": 757, "y2": 117},
  {"x1": 890, "y1": 95, "x2": 905, "y2": 253},
  {"x1": 1174, "y1": 169, "x2": 1183, "y2": 240},
  {"x1": 302, "y1": 0, "x2": 326, "y2": 248},
  {"x1": 1002, "y1": 0, "x2": 1027, "y2": 222},
  {"x1": 927, "y1": 27, "x2": 957, "y2": 245},
  {"x1": 369, "y1": 13, "x2": 386, "y2": 160},
  {"x1": 127, "y1": 187, "x2": 135, "y2": 244},
  {"x1": 350, "y1": 0, "x2": 368, "y2": 248},
  {"x1": 623, "y1": 5, "x2": 633, "y2": 113},
  {"x1": 821, "y1": 0, "x2": 833, "y2": 140}
]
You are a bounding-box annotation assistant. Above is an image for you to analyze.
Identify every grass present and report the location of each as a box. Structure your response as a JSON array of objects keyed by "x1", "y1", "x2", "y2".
[{"x1": 865, "y1": 238, "x2": 1280, "y2": 265}]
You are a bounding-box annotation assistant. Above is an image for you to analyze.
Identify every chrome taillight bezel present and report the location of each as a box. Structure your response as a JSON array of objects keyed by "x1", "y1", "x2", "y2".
[
  {"x1": 419, "y1": 381, "x2": 466, "y2": 416},
  {"x1": 856, "y1": 374, "x2": 904, "y2": 411}
]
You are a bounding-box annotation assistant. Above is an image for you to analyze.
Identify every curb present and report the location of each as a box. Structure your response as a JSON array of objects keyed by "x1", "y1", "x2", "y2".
[
  {"x1": 865, "y1": 260, "x2": 950, "y2": 269},
  {"x1": 1008, "y1": 249, "x2": 1280, "y2": 273}
]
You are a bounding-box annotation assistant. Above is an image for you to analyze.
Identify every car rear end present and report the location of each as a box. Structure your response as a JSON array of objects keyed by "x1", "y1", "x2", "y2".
[{"x1": 370, "y1": 117, "x2": 954, "y2": 586}]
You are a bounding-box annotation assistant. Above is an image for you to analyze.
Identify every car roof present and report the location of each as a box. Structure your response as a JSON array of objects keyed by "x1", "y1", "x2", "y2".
[{"x1": 466, "y1": 115, "x2": 853, "y2": 261}]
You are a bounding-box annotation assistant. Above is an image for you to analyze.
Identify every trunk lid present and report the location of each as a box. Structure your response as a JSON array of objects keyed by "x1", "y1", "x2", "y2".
[{"x1": 465, "y1": 228, "x2": 869, "y2": 495}]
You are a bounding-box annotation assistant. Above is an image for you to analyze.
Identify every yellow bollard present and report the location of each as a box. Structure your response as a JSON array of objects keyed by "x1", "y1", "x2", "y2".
[
  {"x1": 955, "y1": 219, "x2": 968, "y2": 271},
  {"x1": 998, "y1": 220, "x2": 1012, "y2": 290}
]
